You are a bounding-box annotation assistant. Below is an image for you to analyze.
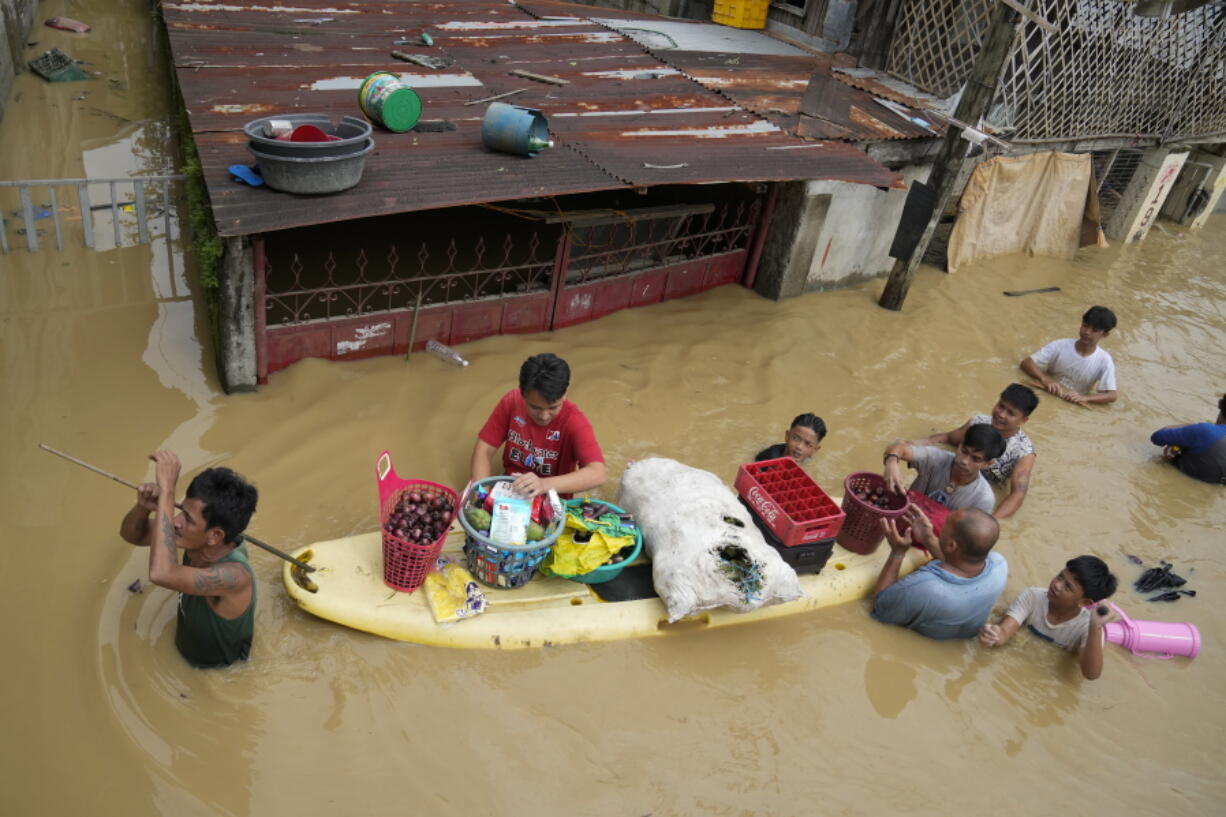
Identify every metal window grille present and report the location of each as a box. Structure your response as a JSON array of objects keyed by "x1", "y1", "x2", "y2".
[
  {"x1": 1089, "y1": 148, "x2": 1145, "y2": 220},
  {"x1": 886, "y1": 0, "x2": 1226, "y2": 142},
  {"x1": 262, "y1": 231, "x2": 555, "y2": 327},
  {"x1": 566, "y1": 201, "x2": 761, "y2": 286},
  {"x1": 262, "y1": 199, "x2": 763, "y2": 327}
]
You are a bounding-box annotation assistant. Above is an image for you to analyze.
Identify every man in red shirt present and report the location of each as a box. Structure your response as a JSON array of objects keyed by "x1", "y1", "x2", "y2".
[{"x1": 470, "y1": 353, "x2": 606, "y2": 498}]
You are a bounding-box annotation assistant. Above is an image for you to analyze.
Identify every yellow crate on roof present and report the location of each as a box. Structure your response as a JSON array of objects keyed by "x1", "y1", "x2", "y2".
[{"x1": 711, "y1": 0, "x2": 769, "y2": 29}]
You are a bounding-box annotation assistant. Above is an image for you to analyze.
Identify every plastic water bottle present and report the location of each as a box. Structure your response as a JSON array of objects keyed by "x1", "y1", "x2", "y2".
[{"x1": 425, "y1": 339, "x2": 469, "y2": 367}]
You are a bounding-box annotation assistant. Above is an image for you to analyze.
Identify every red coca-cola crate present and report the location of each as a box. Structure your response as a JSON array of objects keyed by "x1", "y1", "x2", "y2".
[
  {"x1": 897, "y1": 490, "x2": 951, "y2": 549},
  {"x1": 735, "y1": 457, "x2": 845, "y2": 547}
]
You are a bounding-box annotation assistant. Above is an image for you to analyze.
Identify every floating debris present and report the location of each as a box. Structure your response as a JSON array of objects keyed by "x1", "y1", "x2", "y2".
[
  {"x1": 29, "y1": 48, "x2": 87, "y2": 82},
  {"x1": 45, "y1": 17, "x2": 91, "y2": 33},
  {"x1": 1147, "y1": 589, "x2": 1196, "y2": 603},
  {"x1": 1134, "y1": 560, "x2": 1187, "y2": 593}
]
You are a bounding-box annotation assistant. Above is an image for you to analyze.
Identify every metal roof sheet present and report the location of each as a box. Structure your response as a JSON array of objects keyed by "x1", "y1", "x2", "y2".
[
  {"x1": 656, "y1": 50, "x2": 944, "y2": 142},
  {"x1": 164, "y1": 0, "x2": 903, "y2": 236}
]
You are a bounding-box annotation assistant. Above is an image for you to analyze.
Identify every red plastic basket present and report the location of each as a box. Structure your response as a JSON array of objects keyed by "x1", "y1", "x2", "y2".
[
  {"x1": 897, "y1": 490, "x2": 951, "y2": 549},
  {"x1": 734, "y1": 458, "x2": 845, "y2": 547},
  {"x1": 376, "y1": 450, "x2": 458, "y2": 592},
  {"x1": 837, "y1": 472, "x2": 908, "y2": 555}
]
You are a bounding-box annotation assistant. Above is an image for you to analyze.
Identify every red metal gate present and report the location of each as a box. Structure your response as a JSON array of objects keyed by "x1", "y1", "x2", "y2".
[
  {"x1": 254, "y1": 193, "x2": 769, "y2": 383},
  {"x1": 550, "y1": 198, "x2": 764, "y2": 330}
]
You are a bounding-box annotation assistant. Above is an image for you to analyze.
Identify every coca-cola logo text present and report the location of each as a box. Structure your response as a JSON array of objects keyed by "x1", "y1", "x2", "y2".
[{"x1": 746, "y1": 486, "x2": 780, "y2": 525}]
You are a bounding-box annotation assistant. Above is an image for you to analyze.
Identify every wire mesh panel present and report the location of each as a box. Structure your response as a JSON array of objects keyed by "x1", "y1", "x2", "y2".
[
  {"x1": 886, "y1": 0, "x2": 993, "y2": 98},
  {"x1": 886, "y1": 0, "x2": 1226, "y2": 142},
  {"x1": 1089, "y1": 148, "x2": 1145, "y2": 221}
]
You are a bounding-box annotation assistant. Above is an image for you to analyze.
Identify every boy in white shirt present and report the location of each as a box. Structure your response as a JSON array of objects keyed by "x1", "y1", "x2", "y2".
[
  {"x1": 978, "y1": 556, "x2": 1118, "y2": 680},
  {"x1": 1020, "y1": 305, "x2": 1118, "y2": 406}
]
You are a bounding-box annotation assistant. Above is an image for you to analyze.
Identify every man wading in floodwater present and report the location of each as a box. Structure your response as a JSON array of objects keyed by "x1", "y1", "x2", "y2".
[{"x1": 119, "y1": 451, "x2": 259, "y2": 668}]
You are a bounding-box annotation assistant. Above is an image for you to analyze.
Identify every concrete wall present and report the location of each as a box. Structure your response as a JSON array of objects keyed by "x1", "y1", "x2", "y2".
[
  {"x1": 753, "y1": 181, "x2": 829, "y2": 301},
  {"x1": 753, "y1": 162, "x2": 938, "y2": 299},
  {"x1": 218, "y1": 236, "x2": 258, "y2": 393},
  {"x1": 0, "y1": 0, "x2": 38, "y2": 122},
  {"x1": 800, "y1": 163, "x2": 932, "y2": 289}
]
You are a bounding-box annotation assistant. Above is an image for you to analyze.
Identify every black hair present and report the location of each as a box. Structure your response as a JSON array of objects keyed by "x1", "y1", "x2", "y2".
[
  {"x1": 963, "y1": 423, "x2": 1006, "y2": 460},
  {"x1": 1065, "y1": 555, "x2": 1118, "y2": 602},
  {"x1": 519, "y1": 353, "x2": 571, "y2": 402},
  {"x1": 1000, "y1": 383, "x2": 1039, "y2": 417},
  {"x1": 1218, "y1": 393, "x2": 1225, "y2": 416},
  {"x1": 951, "y1": 508, "x2": 999, "y2": 563},
  {"x1": 790, "y1": 413, "x2": 828, "y2": 441},
  {"x1": 186, "y1": 467, "x2": 259, "y2": 545},
  {"x1": 1082, "y1": 305, "x2": 1117, "y2": 333}
]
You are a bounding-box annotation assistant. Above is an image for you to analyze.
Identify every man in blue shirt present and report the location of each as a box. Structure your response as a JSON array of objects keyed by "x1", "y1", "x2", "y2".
[
  {"x1": 871, "y1": 507, "x2": 1006, "y2": 640},
  {"x1": 1150, "y1": 394, "x2": 1226, "y2": 486}
]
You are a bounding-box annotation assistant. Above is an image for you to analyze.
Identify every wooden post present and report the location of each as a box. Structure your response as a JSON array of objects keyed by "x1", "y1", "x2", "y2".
[{"x1": 878, "y1": 1, "x2": 1019, "y2": 311}]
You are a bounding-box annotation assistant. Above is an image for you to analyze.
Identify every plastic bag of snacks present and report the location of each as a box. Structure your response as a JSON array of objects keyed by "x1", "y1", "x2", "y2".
[
  {"x1": 488, "y1": 481, "x2": 533, "y2": 546},
  {"x1": 424, "y1": 557, "x2": 489, "y2": 624}
]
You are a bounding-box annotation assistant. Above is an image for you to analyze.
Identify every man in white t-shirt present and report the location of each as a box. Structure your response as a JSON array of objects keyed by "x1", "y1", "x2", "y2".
[
  {"x1": 1020, "y1": 305, "x2": 1118, "y2": 406},
  {"x1": 978, "y1": 555, "x2": 1118, "y2": 680}
]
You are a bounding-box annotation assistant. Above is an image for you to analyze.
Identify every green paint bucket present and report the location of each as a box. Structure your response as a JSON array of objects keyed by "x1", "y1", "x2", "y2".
[{"x1": 358, "y1": 71, "x2": 422, "y2": 133}]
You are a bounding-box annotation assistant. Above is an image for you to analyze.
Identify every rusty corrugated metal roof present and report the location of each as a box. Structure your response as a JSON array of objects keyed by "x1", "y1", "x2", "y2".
[
  {"x1": 647, "y1": 51, "x2": 943, "y2": 142},
  {"x1": 518, "y1": 0, "x2": 945, "y2": 142},
  {"x1": 164, "y1": 0, "x2": 904, "y2": 237},
  {"x1": 829, "y1": 67, "x2": 946, "y2": 112}
]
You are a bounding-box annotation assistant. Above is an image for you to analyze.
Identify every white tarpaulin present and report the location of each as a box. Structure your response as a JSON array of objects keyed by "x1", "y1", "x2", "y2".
[{"x1": 948, "y1": 151, "x2": 1095, "y2": 273}]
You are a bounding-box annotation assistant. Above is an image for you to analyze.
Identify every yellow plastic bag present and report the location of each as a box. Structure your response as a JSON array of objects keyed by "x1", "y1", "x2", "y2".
[
  {"x1": 424, "y1": 559, "x2": 488, "y2": 624},
  {"x1": 545, "y1": 512, "x2": 635, "y2": 576}
]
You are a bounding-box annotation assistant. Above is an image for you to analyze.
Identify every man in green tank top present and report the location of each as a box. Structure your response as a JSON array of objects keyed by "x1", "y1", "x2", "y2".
[{"x1": 119, "y1": 451, "x2": 259, "y2": 668}]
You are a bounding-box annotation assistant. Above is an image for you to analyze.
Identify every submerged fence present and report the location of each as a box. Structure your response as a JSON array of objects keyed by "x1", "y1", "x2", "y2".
[
  {"x1": 886, "y1": 0, "x2": 1226, "y2": 142},
  {"x1": 0, "y1": 175, "x2": 184, "y2": 253}
]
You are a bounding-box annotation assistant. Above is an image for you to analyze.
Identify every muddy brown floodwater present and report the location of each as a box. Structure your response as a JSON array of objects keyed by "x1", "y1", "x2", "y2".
[{"x1": 2, "y1": 2, "x2": 1225, "y2": 815}]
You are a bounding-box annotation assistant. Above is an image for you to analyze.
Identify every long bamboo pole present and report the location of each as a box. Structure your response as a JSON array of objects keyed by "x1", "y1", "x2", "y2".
[{"x1": 39, "y1": 443, "x2": 315, "y2": 572}]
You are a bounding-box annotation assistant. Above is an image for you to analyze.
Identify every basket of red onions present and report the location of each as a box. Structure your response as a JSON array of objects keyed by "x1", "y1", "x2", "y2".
[{"x1": 376, "y1": 450, "x2": 458, "y2": 592}]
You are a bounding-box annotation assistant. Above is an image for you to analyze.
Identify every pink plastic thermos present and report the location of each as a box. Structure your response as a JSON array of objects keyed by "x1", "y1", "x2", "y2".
[{"x1": 1102, "y1": 602, "x2": 1201, "y2": 660}]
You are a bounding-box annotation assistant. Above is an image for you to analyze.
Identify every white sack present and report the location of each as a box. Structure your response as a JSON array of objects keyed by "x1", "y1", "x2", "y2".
[{"x1": 617, "y1": 457, "x2": 804, "y2": 623}]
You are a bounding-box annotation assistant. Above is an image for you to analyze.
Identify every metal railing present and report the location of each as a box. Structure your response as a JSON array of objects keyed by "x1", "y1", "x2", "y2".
[
  {"x1": 0, "y1": 175, "x2": 185, "y2": 253},
  {"x1": 262, "y1": 231, "x2": 558, "y2": 327},
  {"x1": 566, "y1": 200, "x2": 762, "y2": 285}
]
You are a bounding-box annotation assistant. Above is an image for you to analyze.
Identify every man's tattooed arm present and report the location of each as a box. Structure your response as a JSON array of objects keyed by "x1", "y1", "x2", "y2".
[{"x1": 192, "y1": 564, "x2": 242, "y2": 595}]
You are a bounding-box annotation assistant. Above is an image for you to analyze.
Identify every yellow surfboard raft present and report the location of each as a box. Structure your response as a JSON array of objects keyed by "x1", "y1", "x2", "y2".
[{"x1": 282, "y1": 520, "x2": 930, "y2": 650}]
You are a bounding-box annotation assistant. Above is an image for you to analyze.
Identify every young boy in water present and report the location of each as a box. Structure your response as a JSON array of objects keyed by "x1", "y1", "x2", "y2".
[
  {"x1": 882, "y1": 423, "x2": 1005, "y2": 514},
  {"x1": 755, "y1": 413, "x2": 827, "y2": 464},
  {"x1": 978, "y1": 556, "x2": 1118, "y2": 680},
  {"x1": 1020, "y1": 305, "x2": 1118, "y2": 406},
  {"x1": 918, "y1": 384, "x2": 1039, "y2": 519}
]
